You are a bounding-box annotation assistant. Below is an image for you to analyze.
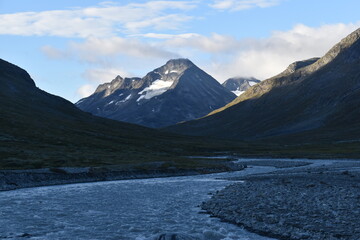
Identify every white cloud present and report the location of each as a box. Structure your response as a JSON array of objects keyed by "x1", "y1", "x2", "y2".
[
  {"x1": 152, "y1": 23, "x2": 360, "y2": 81},
  {"x1": 163, "y1": 33, "x2": 240, "y2": 53},
  {"x1": 77, "y1": 84, "x2": 96, "y2": 98},
  {"x1": 212, "y1": 23, "x2": 360, "y2": 81},
  {"x1": 209, "y1": 0, "x2": 283, "y2": 11},
  {"x1": 70, "y1": 37, "x2": 179, "y2": 63},
  {"x1": 82, "y1": 68, "x2": 131, "y2": 84},
  {"x1": 135, "y1": 32, "x2": 241, "y2": 53},
  {"x1": 124, "y1": 14, "x2": 193, "y2": 32},
  {"x1": 46, "y1": 22, "x2": 360, "y2": 100},
  {"x1": 42, "y1": 37, "x2": 179, "y2": 63},
  {"x1": 135, "y1": 32, "x2": 199, "y2": 39},
  {"x1": 41, "y1": 45, "x2": 70, "y2": 59},
  {"x1": 0, "y1": 11, "x2": 112, "y2": 38},
  {"x1": 139, "y1": 22, "x2": 360, "y2": 82},
  {"x1": 0, "y1": 1, "x2": 196, "y2": 38}
]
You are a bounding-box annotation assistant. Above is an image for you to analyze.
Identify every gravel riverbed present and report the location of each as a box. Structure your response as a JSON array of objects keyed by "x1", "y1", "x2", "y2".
[
  {"x1": 0, "y1": 162, "x2": 245, "y2": 191},
  {"x1": 202, "y1": 159, "x2": 360, "y2": 240}
]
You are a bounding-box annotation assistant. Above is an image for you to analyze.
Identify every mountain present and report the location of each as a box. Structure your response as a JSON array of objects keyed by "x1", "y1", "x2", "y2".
[
  {"x1": 222, "y1": 77, "x2": 260, "y2": 96},
  {"x1": 0, "y1": 58, "x2": 240, "y2": 170},
  {"x1": 76, "y1": 59, "x2": 236, "y2": 128},
  {"x1": 166, "y1": 28, "x2": 360, "y2": 144}
]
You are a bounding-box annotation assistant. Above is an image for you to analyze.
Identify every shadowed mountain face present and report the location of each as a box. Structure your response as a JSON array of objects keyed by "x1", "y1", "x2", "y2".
[
  {"x1": 76, "y1": 59, "x2": 236, "y2": 128},
  {"x1": 166, "y1": 28, "x2": 360, "y2": 143},
  {"x1": 1, "y1": 58, "x2": 235, "y2": 169},
  {"x1": 222, "y1": 77, "x2": 260, "y2": 96}
]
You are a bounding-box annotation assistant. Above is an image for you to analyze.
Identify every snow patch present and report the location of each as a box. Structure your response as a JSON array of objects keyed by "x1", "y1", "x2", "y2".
[
  {"x1": 124, "y1": 94, "x2": 131, "y2": 101},
  {"x1": 117, "y1": 94, "x2": 131, "y2": 104},
  {"x1": 232, "y1": 90, "x2": 245, "y2": 96},
  {"x1": 249, "y1": 81, "x2": 258, "y2": 86},
  {"x1": 164, "y1": 70, "x2": 178, "y2": 75},
  {"x1": 137, "y1": 79, "x2": 173, "y2": 102}
]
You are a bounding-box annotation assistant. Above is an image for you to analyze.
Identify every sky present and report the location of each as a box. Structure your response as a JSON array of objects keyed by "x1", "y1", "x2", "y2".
[{"x1": 1, "y1": 0, "x2": 360, "y2": 102}]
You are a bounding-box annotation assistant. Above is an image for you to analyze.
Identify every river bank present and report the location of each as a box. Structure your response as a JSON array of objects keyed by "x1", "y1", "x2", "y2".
[
  {"x1": 0, "y1": 163, "x2": 278, "y2": 240},
  {"x1": 0, "y1": 161, "x2": 246, "y2": 191},
  {"x1": 202, "y1": 159, "x2": 360, "y2": 240}
]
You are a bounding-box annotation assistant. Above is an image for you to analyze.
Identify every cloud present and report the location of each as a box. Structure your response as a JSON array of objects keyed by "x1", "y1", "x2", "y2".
[
  {"x1": 135, "y1": 33, "x2": 199, "y2": 39},
  {"x1": 163, "y1": 33, "x2": 240, "y2": 53},
  {"x1": 41, "y1": 45, "x2": 70, "y2": 59},
  {"x1": 0, "y1": 11, "x2": 113, "y2": 38},
  {"x1": 124, "y1": 14, "x2": 193, "y2": 32},
  {"x1": 77, "y1": 84, "x2": 96, "y2": 99},
  {"x1": 201, "y1": 23, "x2": 360, "y2": 81},
  {"x1": 0, "y1": 1, "x2": 196, "y2": 38},
  {"x1": 45, "y1": 22, "x2": 360, "y2": 100},
  {"x1": 138, "y1": 22, "x2": 360, "y2": 81},
  {"x1": 70, "y1": 37, "x2": 179, "y2": 63},
  {"x1": 137, "y1": 32, "x2": 241, "y2": 54},
  {"x1": 209, "y1": 0, "x2": 283, "y2": 11},
  {"x1": 42, "y1": 37, "x2": 179, "y2": 64},
  {"x1": 82, "y1": 67, "x2": 131, "y2": 84}
]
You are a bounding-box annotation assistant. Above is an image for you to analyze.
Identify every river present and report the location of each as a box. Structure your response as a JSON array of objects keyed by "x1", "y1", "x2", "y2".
[{"x1": 0, "y1": 166, "x2": 278, "y2": 240}]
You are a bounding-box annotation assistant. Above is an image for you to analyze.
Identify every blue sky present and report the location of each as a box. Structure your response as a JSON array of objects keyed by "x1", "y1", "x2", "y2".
[{"x1": 1, "y1": 0, "x2": 360, "y2": 102}]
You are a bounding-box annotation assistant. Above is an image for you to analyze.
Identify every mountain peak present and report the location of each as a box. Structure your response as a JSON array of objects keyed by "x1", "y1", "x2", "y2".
[
  {"x1": 0, "y1": 58, "x2": 35, "y2": 88},
  {"x1": 114, "y1": 75, "x2": 123, "y2": 81},
  {"x1": 282, "y1": 58, "x2": 320, "y2": 75},
  {"x1": 222, "y1": 77, "x2": 260, "y2": 96},
  {"x1": 304, "y1": 27, "x2": 360, "y2": 73},
  {"x1": 165, "y1": 58, "x2": 194, "y2": 67},
  {"x1": 94, "y1": 75, "x2": 143, "y2": 97},
  {"x1": 141, "y1": 58, "x2": 196, "y2": 87},
  {"x1": 328, "y1": 27, "x2": 360, "y2": 57},
  {"x1": 77, "y1": 58, "x2": 236, "y2": 128}
]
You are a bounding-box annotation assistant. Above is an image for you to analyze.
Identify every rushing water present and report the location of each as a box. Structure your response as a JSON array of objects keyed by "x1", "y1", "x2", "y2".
[{"x1": 0, "y1": 167, "x2": 278, "y2": 240}]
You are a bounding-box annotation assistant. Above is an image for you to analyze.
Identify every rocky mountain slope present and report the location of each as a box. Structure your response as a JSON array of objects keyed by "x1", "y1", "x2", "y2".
[
  {"x1": 222, "y1": 77, "x2": 260, "y2": 96},
  {"x1": 166, "y1": 28, "x2": 360, "y2": 143},
  {"x1": 76, "y1": 59, "x2": 236, "y2": 128}
]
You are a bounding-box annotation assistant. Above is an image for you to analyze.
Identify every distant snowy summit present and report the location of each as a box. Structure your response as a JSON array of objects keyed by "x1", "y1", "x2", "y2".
[
  {"x1": 76, "y1": 59, "x2": 236, "y2": 128},
  {"x1": 222, "y1": 77, "x2": 260, "y2": 96}
]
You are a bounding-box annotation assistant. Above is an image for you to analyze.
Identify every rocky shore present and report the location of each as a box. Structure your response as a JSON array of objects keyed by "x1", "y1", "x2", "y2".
[
  {"x1": 0, "y1": 161, "x2": 245, "y2": 191},
  {"x1": 202, "y1": 160, "x2": 360, "y2": 240}
]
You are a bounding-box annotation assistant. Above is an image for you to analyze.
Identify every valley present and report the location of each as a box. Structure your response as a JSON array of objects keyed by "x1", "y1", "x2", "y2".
[{"x1": 1, "y1": 11, "x2": 360, "y2": 240}]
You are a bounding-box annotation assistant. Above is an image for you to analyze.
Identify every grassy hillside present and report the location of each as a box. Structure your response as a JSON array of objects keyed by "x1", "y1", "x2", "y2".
[
  {"x1": 2, "y1": 51, "x2": 360, "y2": 172},
  {"x1": 0, "y1": 58, "x2": 245, "y2": 170}
]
